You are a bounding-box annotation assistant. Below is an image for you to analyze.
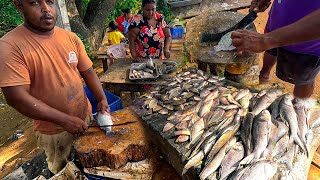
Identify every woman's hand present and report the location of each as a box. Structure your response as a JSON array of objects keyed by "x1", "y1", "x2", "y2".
[{"x1": 164, "y1": 50, "x2": 170, "y2": 59}]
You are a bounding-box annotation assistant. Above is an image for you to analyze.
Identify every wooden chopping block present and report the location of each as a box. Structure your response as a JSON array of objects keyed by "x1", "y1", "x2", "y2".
[{"x1": 73, "y1": 108, "x2": 151, "y2": 169}]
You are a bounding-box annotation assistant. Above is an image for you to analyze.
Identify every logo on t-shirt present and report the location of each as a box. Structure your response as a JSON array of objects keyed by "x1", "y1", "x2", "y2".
[{"x1": 68, "y1": 51, "x2": 78, "y2": 63}]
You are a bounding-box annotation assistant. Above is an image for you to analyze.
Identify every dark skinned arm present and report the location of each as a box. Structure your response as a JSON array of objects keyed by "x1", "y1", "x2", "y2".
[
  {"x1": 80, "y1": 67, "x2": 109, "y2": 114},
  {"x1": 232, "y1": 9, "x2": 320, "y2": 53},
  {"x1": 1, "y1": 85, "x2": 88, "y2": 134},
  {"x1": 163, "y1": 27, "x2": 172, "y2": 59},
  {"x1": 128, "y1": 27, "x2": 141, "y2": 61}
]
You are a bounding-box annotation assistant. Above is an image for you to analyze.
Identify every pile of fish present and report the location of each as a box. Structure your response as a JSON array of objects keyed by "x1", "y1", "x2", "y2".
[
  {"x1": 129, "y1": 60, "x2": 158, "y2": 80},
  {"x1": 140, "y1": 68, "x2": 317, "y2": 180}
]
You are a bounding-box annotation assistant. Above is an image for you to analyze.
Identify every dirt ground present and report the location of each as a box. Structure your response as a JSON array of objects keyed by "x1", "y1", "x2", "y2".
[{"x1": 1, "y1": 7, "x2": 320, "y2": 179}]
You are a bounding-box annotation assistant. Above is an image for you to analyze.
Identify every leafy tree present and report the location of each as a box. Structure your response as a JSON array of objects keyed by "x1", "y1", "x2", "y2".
[{"x1": 0, "y1": 0, "x2": 23, "y2": 36}]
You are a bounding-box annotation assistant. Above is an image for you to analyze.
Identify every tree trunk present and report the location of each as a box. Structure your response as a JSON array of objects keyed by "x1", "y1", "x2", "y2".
[
  {"x1": 65, "y1": 0, "x2": 120, "y2": 52},
  {"x1": 83, "y1": 0, "x2": 119, "y2": 51}
]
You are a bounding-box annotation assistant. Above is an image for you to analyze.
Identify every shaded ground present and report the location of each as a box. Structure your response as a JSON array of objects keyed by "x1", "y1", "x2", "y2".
[{"x1": 1, "y1": 6, "x2": 320, "y2": 180}]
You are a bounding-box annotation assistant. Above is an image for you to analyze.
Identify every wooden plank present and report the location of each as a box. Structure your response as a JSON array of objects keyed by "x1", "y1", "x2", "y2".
[{"x1": 73, "y1": 108, "x2": 151, "y2": 169}]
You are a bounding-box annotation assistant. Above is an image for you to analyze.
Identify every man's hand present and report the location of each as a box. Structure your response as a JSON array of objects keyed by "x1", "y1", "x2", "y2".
[
  {"x1": 98, "y1": 99, "x2": 110, "y2": 114},
  {"x1": 63, "y1": 116, "x2": 88, "y2": 134},
  {"x1": 231, "y1": 30, "x2": 273, "y2": 53},
  {"x1": 164, "y1": 50, "x2": 170, "y2": 59},
  {"x1": 249, "y1": 0, "x2": 272, "y2": 13}
]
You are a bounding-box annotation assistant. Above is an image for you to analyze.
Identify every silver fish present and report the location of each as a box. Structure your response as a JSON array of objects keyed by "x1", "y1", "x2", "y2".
[
  {"x1": 235, "y1": 89, "x2": 250, "y2": 101},
  {"x1": 293, "y1": 98, "x2": 309, "y2": 154},
  {"x1": 280, "y1": 94, "x2": 307, "y2": 155},
  {"x1": 251, "y1": 89, "x2": 282, "y2": 116},
  {"x1": 206, "y1": 118, "x2": 240, "y2": 164},
  {"x1": 277, "y1": 143, "x2": 295, "y2": 171},
  {"x1": 238, "y1": 160, "x2": 278, "y2": 180},
  {"x1": 270, "y1": 134, "x2": 290, "y2": 159},
  {"x1": 219, "y1": 142, "x2": 245, "y2": 180},
  {"x1": 263, "y1": 121, "x2": 288, "y2": 158},
  {"x1": 200, "y1": 137, "x2": 236, "y2": 180},
  {"x1": 240, "y1": 110, "x2": 271, "y2": 165},
  {"x1": 190, "y1": 118, "x2": 204, "y2": 143}
]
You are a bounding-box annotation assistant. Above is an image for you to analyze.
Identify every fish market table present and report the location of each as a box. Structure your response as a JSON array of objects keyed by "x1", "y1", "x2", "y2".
[
  {"x1": 100, "y1": 58, "x2": 177, "y2": 96},
  {"x1": 130, "y1": 68, "x2": 320, "y2": 180}
]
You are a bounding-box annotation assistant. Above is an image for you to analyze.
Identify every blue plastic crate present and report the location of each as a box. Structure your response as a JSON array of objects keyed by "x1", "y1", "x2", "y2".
[
  {"x1": 87, "y1": 174, "x2": 109, "y2": 180},
  {"x1": 84, "y1": 86, "x2": 123, "y2": 114},
  {"x1": 170, "y1": 27, "x2": 184, "y2": 39}
]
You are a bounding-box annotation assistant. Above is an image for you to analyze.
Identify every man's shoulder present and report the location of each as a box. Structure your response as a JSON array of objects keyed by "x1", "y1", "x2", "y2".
[{"x1": 1, "y1": 25, "x2": 25, "y2": 42}]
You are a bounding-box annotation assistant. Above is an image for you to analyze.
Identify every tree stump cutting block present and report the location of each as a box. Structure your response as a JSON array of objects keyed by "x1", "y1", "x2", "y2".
[{"x1": 73, "y1": 108, "x2": 151, "y2": 169}]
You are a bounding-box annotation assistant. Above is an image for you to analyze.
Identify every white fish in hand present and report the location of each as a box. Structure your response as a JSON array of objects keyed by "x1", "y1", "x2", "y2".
[{"x1": 97, "y1": 112, "x2": 113, "y2": 133}]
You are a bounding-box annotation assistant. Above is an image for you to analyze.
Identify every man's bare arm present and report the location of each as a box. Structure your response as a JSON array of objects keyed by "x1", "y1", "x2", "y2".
[
  {"x1": 2, "y1": 85, "x2": 87, "y2": 134},
  {"x1": 80, "y1": 67, "x2": 109, "y2": 113},
  {"x1": 232, "y1": 9, "x2": 320, "y2": 53}
]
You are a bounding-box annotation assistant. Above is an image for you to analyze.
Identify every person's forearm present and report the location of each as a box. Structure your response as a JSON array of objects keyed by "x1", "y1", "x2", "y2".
[
  {"x1": 164, "y1": 36, "x2": 171, "y2": 52},
  {"x1": 129, "y1": 40, "x2": 137, "y2": 58},
  {"x1": 265, "y1": 9, "x2": 320, "y2": 49},
  {"x1": 80, "y1": 67, "x2": 107, "y2": 102},
  {"x1": 3, "y1": 88, "x2": 71, "y2": 126}
]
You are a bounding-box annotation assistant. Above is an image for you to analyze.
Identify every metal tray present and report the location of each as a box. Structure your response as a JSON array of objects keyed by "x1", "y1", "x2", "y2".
[{"x1": 129, "y1": 63, "x2": 160, "y2": 81}]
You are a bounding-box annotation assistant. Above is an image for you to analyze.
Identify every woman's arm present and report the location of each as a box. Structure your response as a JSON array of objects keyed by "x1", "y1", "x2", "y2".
[
  {"x1": 163, "y1": 27, "x2": 172, "y2": 59},
  {"x1": 128, "y1": 27, "x2": 140, "y2": 61}
]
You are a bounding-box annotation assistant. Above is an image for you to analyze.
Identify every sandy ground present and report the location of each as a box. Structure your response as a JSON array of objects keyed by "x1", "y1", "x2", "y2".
[{"x1": 1, "y1": 6, "x2": 320, "y2": 179}]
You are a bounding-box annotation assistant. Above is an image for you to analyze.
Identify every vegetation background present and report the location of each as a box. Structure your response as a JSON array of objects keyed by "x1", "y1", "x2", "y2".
[{"x1": 0, "y1": 0, "x2": 173, "y2": 55}]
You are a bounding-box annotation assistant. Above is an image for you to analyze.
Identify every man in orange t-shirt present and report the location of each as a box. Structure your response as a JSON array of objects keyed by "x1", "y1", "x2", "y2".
[{"x1": 0, "y1": 0, "x2": 109, "y2": 175}]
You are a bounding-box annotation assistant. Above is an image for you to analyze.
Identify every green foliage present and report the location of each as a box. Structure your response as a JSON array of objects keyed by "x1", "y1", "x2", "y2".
[
  {"x1": 0, "y1": 0, "x2": 23, "y2": 36},
  {"x1": 76, "y1": 33, "x2": 94, "y2": 59},
  {"x1": 105, "y1": 0, "x2": 174, "y2": 26},
  {"x1": 105, "y1": 0, "x2": 141, "y2": 27},
  {"x1": 157, "y1": 0, "x2": 174, "y2": 23}
]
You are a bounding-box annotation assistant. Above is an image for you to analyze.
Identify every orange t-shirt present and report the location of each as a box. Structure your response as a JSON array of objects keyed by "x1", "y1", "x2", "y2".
[{"x1": 0, "y1": 25, "x2": 92, "y2": 135}]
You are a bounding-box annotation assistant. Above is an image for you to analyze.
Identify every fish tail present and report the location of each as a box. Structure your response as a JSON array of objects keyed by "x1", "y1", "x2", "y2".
[
  {"x1": 239, "y1": 153, "x2": 254, "y2": 165},
  {"x1": 182, "y1": 168, "x2": 188, "y2": 175},
  {"x1": 292, "y1": 135, "x2": 308, "y2": 156}
]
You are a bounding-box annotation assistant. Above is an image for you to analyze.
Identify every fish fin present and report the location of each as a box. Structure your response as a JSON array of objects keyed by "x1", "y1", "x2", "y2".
[
  {"x1": 182, "y1": 168, "x2": 188, "y2": 175},
  {"x1": 239, "y1": 153, "x2": 254, "y2": 165},
  {"x1": 292, "y1": 135, "x2": 308, "y2": 156}
]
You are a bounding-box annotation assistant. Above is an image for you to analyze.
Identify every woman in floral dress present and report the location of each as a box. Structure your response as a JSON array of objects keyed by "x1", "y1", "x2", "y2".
[{"x1": 128, "y1": 0, "x2": 172, "y2": 61}]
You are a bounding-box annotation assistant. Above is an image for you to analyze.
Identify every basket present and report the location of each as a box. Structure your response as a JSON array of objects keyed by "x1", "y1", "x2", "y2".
[
  {"x1": 107, "y1": 43, "x2": 126, "y2": 59},
  {"x1": 84, "y1": 86, "x2": 123, "y2": 114}
]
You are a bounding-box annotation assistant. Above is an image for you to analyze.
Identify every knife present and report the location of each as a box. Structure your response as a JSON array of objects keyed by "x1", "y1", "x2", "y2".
[
  {"x1": 201, "y1": 11, "x2": 257, "y2": 43},
  {"x1": 88, "y1": 121, "x2": 137, "y2": 128}
]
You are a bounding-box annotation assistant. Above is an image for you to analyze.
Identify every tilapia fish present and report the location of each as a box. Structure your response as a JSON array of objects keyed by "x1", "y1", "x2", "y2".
[{"x1": 280, "y1": 94, "x2": 307, "y2": 155}]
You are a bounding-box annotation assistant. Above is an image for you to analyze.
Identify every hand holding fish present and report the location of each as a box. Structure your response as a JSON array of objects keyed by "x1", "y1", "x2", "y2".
[
  {"x1": 231, "y1": 30, "x2": 274, "y2": 53},
  {"x1": 98, "y1": 99, "x2": 110, "y2": 114}
]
